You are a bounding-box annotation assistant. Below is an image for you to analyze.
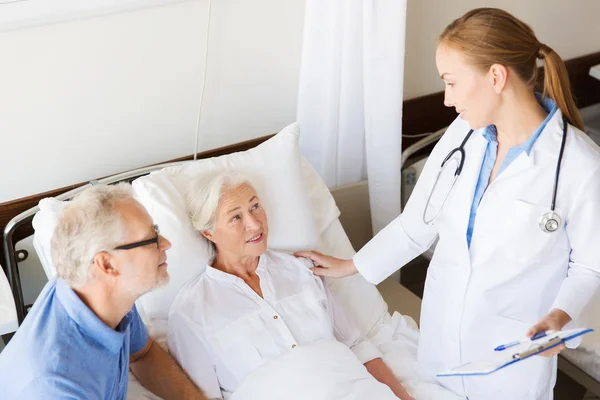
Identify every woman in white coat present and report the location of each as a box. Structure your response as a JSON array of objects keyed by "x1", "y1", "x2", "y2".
[{"x1": 297, "y1": 8, "x2": 600, "y2": 400}]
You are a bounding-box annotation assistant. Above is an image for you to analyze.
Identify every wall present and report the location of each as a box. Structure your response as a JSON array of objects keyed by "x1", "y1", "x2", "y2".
[
  {"x1": 3, "y1": 1, "x2": 600, "y2": 203},
  {"x1": 2, "y1": 1, "x2": 600, "y2": 203},
  {"x1": 1, "y1": 0, "x2": 600, "y2": 338},
  {"x1": 0, "y1": 0, "x2": 191, "y2": 31},
  {"x1": 0, "y1": 0, "x2": 306, "y2": 203},
  {"x1": 404, "y1": 0, "x2": 600, "y2": 99}
]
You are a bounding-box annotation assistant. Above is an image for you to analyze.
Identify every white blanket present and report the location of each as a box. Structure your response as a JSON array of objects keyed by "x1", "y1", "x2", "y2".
[
  {"x1": 366, "y1": 312, "x2": 465, "y2": 400},
  {"x1": 230, "y1": 333, "x2": 464, "y2": 400},
  {"x1": 127, "y1": 313, "x2": 464, "y2": 400},
  {"x1": 231, "y1": 340, "x2": 397, "y2": 400}
]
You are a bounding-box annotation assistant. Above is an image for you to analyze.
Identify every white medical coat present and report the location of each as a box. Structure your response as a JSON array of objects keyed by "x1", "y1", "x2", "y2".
[{"x1": 354, "y1": 110, "x2": 600, "y2": 400}]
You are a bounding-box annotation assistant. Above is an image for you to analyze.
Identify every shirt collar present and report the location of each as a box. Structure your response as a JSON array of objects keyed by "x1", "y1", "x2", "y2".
[
  {"x1": 482, "y1": 94, "x2": 557, "y2": 155},
  {"x1": 55, "y1": 278, "x2": 127, "y2": 354},
  {"x1": 205, "y1": 253, "x2": 268, "y2": 283}
]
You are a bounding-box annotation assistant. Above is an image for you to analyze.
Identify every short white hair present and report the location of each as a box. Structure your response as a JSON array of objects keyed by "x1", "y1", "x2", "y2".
[
  {"x1": 186, "y1": 171, "x2": 254, "y2": 233},
  {"x1": 51, "y1": 183, "x2": 133, "y2": 288}
]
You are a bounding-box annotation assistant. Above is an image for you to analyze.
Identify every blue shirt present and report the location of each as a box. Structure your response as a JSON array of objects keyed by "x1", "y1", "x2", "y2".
[
  {"x1": 0, "y1": 279, "x2": 148, "y2": 399},
  {"x1": 466, "y1": 96, "x2": 557, "y2": 247}
]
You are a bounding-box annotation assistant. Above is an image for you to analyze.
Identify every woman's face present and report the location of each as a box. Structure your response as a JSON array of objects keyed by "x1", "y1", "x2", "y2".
[
  {"x1": 435, "y1": 43, "x2": 501, "y2": 130},
  {"x1": 205, "y1": 183, "x2": 268, "y2": 259}
]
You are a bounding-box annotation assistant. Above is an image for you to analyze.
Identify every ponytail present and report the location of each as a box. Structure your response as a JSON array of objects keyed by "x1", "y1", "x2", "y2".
[{"x1": 538, "y1": 43, "x2": 585, "y2": 131}]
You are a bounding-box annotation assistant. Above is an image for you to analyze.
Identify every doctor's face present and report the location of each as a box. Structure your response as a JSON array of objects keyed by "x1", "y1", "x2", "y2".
[
  {"x1": 204, "y1": 183, "x2": 269, "y2": 261},
  {"x1": 436, "y1": 43, "x2": 500, "y2": 130}
]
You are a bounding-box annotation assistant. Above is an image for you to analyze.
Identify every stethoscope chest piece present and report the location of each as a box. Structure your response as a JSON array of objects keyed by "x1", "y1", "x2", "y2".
[{"x1": 539, "y1": 211, "x2": 561, "y2": 233}]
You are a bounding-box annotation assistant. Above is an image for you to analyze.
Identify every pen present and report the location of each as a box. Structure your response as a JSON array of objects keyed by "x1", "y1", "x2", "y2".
[{"x1": 494, "y1": 330, "x2": 554, "y2": 351}]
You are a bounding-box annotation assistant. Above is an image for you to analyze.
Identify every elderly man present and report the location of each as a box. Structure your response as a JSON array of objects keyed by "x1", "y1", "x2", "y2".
[{"x1": 0, "y1": 184, "x2": 206, "y2": 400}]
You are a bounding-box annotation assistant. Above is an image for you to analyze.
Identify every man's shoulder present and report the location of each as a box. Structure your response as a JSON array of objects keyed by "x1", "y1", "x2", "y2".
[
  {"x1": 0, "y1": 333, "x2": 89, "y2": 399},
  {"x1": 13, "y1": 374, "x2": 89, "y2": 399},
  {"x1": 0, "y1": 280, "x2": 100, "y2": 387},
  {"x1": 0, "y1": 316, "x2": 121, "y2": 399},
  {"x1": 1, "y1": 280, "x2": 74, "y2": 353},
  {"x1": 18, "y1": 281, "x2": 79, "y2": 342}
]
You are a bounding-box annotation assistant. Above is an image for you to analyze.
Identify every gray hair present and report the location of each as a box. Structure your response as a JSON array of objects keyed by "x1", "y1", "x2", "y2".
[
  {"x1": 51, "y1": 183, "x2": 133, "y2": 288},
  {"x1": 186, "y1": 171, "x2": 254, "y2": 233}
]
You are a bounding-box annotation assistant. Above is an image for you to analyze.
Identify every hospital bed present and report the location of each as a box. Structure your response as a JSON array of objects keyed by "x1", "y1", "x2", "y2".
[
  {"x1": 1, "y1": 124, "x2": 461, "y2": 400},
  {"x1": 401, "y1": 129, "x2": 600, "y2": 398}
]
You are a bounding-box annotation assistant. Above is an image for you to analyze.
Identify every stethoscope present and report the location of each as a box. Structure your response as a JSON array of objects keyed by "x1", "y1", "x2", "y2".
[{"x1": 423, "y1": 116, "x2": 568, "y2": 233}]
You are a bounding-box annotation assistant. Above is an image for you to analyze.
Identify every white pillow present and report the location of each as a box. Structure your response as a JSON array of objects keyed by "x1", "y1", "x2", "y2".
[
  {"x1": 32, "y1": 198, "x2": 69, "y2": 279},
  {"x1": 133, "y1": 123, "x2": 323, "y2": 319},
  {"x1": 0, "y1": 264, "x2": 18, "y2": 335},
  {"x1": 318, "y1": 219, "x2": 389, "y2": 336},
  {"x1": 300, "y1": 156, "x2": 341, "y2": 234},
  {"x1": 31, "y1": 123, "x2": 349, "y2": 325}
]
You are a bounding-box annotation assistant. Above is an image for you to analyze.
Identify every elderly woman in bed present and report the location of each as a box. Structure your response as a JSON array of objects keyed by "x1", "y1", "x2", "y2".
[{"x1": 167, "y1": 172, "x2": 413, "y2": 400}]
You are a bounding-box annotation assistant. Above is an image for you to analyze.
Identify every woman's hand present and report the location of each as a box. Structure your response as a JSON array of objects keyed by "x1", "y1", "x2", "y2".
[
  {"x1": 363, "y1": 358, "x2": 414, "y2": 400},
  {"x1": 526, "y1": 309, "x2": 572, "y2": 357},
  {"x1": 294, "y1": 250, "x2": 358, "y2": 278}
]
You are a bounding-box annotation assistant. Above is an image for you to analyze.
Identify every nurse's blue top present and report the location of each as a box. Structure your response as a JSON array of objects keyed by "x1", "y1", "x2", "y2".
[
  {"x1": 466, "y1": 96, "x2": 557, "y2": 247},
  {"x1": 0, "y1": 279, "x2": 148, "y2": 399}
]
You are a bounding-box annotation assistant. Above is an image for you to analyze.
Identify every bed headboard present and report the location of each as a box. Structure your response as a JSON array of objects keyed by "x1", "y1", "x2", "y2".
[
  {"x1": 2, "y1": 50, "x2": 600, "y2": 325},
  {"x1": 0, "y1": 135, "x2": 275, "y2": 248}
]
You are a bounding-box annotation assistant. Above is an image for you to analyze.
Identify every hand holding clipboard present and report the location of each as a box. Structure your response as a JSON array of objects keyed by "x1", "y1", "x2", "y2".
[{"x1": 436, "y1": 328, "x2": 593, "y2": 377}]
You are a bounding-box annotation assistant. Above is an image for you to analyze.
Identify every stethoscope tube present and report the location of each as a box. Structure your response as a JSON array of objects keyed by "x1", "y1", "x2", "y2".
[
  {"x1": 540, "y1": 116, "x2": 568, "y2": 233},
  {"x1": 551, "y1": 117, "x2": 568, "y2": 212},
  {"x1": 423, "y1": 115, "x2": 569, "y2": 233},
  {"x1": 440, "y1": 129, "x2": 474, "y2": 176},
  {"x1": 422, "y1": 129, "x2": 474, "y2": 224}
]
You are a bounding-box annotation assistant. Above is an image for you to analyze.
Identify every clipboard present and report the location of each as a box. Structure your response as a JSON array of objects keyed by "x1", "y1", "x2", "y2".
[{"x1": 436, "y1": 328, "x2": 594, "y2": 377}]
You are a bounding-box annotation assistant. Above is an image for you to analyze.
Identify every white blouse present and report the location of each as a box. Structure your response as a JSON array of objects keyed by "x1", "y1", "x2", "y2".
[{"x1": 167, "y1": 250, "x2": 381, "y2": 399}]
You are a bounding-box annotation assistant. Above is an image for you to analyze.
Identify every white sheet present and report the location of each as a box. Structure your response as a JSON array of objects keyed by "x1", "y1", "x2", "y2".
[
  {"x1": 365, "y1": 311, "x2": 464, "y2": 400},
  {"x1": 231, "y1": 340, "x2": 398, "y2": 400},
  {"x1": 126, "y1": 219, "x2": 462, "y2": 399},
  {"x1": 127, "y1": 311, "x2": 463, "y2": 400}
]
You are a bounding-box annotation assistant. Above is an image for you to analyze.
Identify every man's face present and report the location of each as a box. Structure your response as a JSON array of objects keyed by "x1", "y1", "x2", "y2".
[{"x1": 110, "y1": 199, "x2": 171, "y2": 299}]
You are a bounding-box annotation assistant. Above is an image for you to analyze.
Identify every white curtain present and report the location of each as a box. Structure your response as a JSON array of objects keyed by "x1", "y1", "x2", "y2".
[{"x1": 297, "y1": 0, "x2": 407, "y2": 234}]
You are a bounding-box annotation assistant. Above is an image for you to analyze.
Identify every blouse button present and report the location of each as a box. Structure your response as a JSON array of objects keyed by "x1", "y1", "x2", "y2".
[{"x1": 273, "y1": 315, "x2": 278, "y2": 320}]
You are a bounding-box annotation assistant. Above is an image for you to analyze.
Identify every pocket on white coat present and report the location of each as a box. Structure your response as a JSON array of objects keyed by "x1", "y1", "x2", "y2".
[{"x1": 501, "y1": 199, "x2": 564, "y2": 264}]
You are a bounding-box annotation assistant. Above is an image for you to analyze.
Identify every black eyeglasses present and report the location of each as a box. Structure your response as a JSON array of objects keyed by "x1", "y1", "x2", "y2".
[{"x1": 114, "y1": 225, "x2": 160, "y2": 251}]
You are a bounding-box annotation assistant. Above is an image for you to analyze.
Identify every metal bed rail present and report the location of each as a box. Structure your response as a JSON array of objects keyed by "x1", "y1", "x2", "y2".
[{"x1": 401, "y1": 128, "x2": 445, "y2": 171}]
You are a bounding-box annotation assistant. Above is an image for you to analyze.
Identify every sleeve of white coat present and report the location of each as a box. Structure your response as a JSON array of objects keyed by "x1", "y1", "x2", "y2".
[
  {"x1": 167, "y1": 310, "x2": 222, "y2": 400},
  {"x1": 552, "y1": 164, "x2": 600, "y2": 324},
  {"x1": 354, "y1": 118, "x2": 468, "y2": 284},
  {"x1": 319, "y1": 275, "x2": 382, "y2": 364}
]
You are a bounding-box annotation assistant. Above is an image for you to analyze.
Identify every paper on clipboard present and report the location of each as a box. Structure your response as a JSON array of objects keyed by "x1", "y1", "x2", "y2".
[{"x1": 437, "y1": 328, "x2": 594, "y2": 377}]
